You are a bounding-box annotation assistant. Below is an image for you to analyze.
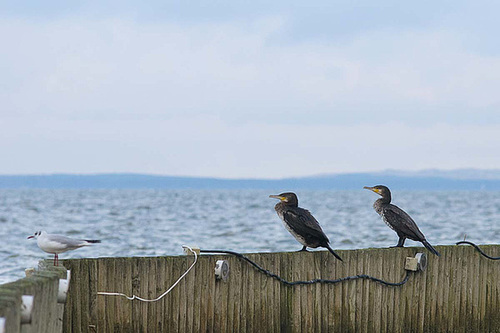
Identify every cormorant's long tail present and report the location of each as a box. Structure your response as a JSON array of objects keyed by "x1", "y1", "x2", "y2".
[
  {"x1": 422, "y1": 240, "x2": 440, "y2": 256},
  {"x1": 325, "y1": 244, "x2": 343, "y2": 261},
  {"x1": 85, "y1": 239, "x2": 101, "y2": 243}
]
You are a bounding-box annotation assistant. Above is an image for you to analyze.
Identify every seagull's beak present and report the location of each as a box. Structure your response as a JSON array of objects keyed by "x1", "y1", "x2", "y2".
[{"x1": 27, "y1": 235, "x2": 34, "y2": 239}]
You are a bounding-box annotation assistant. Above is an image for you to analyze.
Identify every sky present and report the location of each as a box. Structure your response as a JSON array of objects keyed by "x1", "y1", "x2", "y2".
[{"x1": 1, "y1": 1, "x2": 499, "y2": 178}]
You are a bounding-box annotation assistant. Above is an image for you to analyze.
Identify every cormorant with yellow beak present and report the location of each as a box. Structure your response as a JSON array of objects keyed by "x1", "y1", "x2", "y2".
[
  {"x1": 364, "y1": 185, "x2": 440, "y2": 256},
  {"x1": 269, "y1": 192, "x2": 343, "y2": 261}
]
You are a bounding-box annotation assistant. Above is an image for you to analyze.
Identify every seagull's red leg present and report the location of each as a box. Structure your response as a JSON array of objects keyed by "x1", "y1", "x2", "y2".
[
  {"x1": 53, "y1": 254, "x2": 56, "y2": 266},
  {"x1": 55, "y1": 253, "x2": 59, "y2": 266}
]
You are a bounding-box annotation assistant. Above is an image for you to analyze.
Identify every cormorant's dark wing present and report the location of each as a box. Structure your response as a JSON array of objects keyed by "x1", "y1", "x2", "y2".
[
  {"x1": 283, "y1": 207, "x2": 330, "y2": 243},
  {"x1": 382, "y1": 204, "x2": 426, "y2": 241}
]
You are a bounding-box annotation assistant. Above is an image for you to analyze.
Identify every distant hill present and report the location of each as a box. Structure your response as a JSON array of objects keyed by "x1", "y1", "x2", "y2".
[{"x1": 1, "y1": 170, "x2": 500, "y2": 190}]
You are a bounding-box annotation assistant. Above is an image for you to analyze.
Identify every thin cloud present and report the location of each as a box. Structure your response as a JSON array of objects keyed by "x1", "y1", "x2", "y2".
[
  {"x1": 1, "y1": 13, "x2": 499, "y2": 176},
  {"x1": 1, "y1": 17, "x2": 499, "y2": 123}
]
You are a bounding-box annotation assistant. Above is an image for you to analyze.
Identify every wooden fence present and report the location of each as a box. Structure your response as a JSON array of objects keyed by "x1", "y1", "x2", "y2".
[
  {"x1": 61, "y1": 245, "x2": 500, "y2": 333},
  {"x1": 0, "y1": 264, "x2": 67, "y2": 333}
]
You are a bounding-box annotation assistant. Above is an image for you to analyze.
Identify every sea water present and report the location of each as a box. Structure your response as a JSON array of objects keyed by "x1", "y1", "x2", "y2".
[{"x1": 1, "y1": 189, "x2": 499, "y2": 283}]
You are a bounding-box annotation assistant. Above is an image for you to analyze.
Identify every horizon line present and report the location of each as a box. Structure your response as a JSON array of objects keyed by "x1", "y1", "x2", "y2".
[{"x1": 0, "y1": 167, "x2": 499, "y2": 181}]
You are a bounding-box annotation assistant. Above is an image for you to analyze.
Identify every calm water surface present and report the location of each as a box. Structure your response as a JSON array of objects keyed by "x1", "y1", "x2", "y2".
[{"x1": 1, "y1": 189, "x2": 499, "y2": 283}]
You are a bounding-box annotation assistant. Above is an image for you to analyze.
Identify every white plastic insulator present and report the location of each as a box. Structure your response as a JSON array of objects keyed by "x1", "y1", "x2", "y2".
[
  {"x1": 66, "y1": 270, "x2": 71, "y2": 282},
  {"x1": 214, "y1": 260, "x2": 230, "y2": 281},
  {"x1": 57, "y1": 270, "x2": 71, "y2": 303},
  {"x1": 58, "y1": 280, "x2": 69, "y2": 303},
  {"x1": 415, "y1": 253, "x2": 428, "y2": 271},
  {"x1": 0, "y1": 317, "x2": 6, "y2": 333},
  {"x1": 21, "y1": 295, "x2": 34, "y2": 324}
]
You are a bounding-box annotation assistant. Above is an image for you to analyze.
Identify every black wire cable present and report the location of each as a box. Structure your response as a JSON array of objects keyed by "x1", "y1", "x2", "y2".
[
  {"x1": 456, "y1": 241, "x2": 500, "y2": 260},
  {"x1": 200, "y1": 249, "x2": 412, "y2": 286}
]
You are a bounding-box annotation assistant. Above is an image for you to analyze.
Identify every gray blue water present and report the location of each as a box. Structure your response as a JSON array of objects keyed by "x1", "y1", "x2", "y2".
[{"x1": 1, "y1": 189, "x2": 499, "y2": 284}]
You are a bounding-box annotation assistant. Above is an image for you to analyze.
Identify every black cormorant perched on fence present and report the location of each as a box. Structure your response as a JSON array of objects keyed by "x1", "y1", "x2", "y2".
[
  {"x1": 269, "y1": 192, "x2": 343, "y2": 261},
  {"x1": 364, "y1": 185, "x2": 440, "y2": 256}
]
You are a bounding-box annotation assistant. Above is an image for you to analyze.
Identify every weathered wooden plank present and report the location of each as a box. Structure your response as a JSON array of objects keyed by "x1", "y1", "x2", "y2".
[
  {"x1": 395, "y1": 249, "x2": 404, "y2": 333},
  {"x1": 124, "y1": 257, "x2": 134, "y2": 332},
  {"x1": 253, "y1": 253, "x2": 263, "y2": 333},
  {"x1": 310, "y1": 251, "x2": 319, "y2": 333},
  {"x1": 325, "y1": 251, "x2": 336, "y2": 333},
  {"x1": 272, "y1": 253, "x2": 281, "y2": 333},
  {"x1": 239, "y1": 254, "x2": 249, "y2": 333},
  {"x1": 279, "y1": 252, "x2": 291, "y2": 333},
  {"x1": 334, "y1": 251, "x2": 346, "y2": 332},
  {"x1": 467, "y1": 246, "x2": 477, "y2": 331},
  {"x1": 111, "y1": 257, "x2": 126, "y2": 333},
  {"x1": 377, "y1": 249, "x2": 388, "y2": 332},
  {"x1": 292, "y1": 251, "x2": 301, "y2": 333},
  {"x1": 130, "y1": 258, "x2": 140, "y2": 333},
  {"x1": 449, "y1": 246, "x2": 461, "y2": 333},
  {"x1": 213, "y1": 259, "x2": 224, "y2": 333},
  {"x1": 353, "y1": 249, "x2": 362, "y2": 333},
  {"x1": 154, "y1": 257, "x2": 165, "y2": 333},
  {"x1": 188, "y1": 255, "x2": 199, "y2": 333},
  {"x1": 79, "y1": 259, "x2": 90, "y2": 332},
  {"x1": 96, "y1": 259, "x2": 107, "y2": 331},
  {"x1": 485, "y1": 246, "x2": 497, "y2": 333},
  {"x1": 381, "y1": 249, "x2": 392, "y2": 332},
  {"x1": 477, "y1": 252, "x2": 487, "y2": 333},
  {"x1": 226, "y1": 255, "x2": 240, "y2": 333},
  {"x1": 457, "y1": 247, "x2": 467, "y2": 332},
  {"x1": 369, "y1": 248, "x2": 383, "y2": 333},
  {"x1": 146, "y1": 258, "x2": 158, "y2": 332},
  {"x1": 171, "y1": 257, "x2": 182, "y2": 333},
  {"x1": 260, "y1": 253, "x2": 270, "y2": 333},
  {"x1": 206, "y1": 256, "x2": 217, "y2": 332},
  {"x1": 71, "y1": 259, "x2": 82, "y2": 333},
  {"x1": 316, "y1": 251, "x2": 325, "y2": 333},
  {"x1": 87, "y1": 259, "x2": 98, "y2": 332},
  {"x1": 111, "y1": 258, "x2": 125, "y2": 333},
  {"x1": 400, "y1": 249, "x2": 412, "y2": 332},
  {"x1": 299, "y1": 252, "x2": 310, "y2": 333},
  {"x1": 424, "y1": 247, "x2": 436, "y2": 332},
  {"x1": 246, "y1": 254, "x2": 256, "y2": 333},
  {"x1": 260, "y1": 253, "x2": 269, "y2": 332},
  {"x1": 414, "y1": 250, "x2": 426, "y2": 333},
  {"x1": 362, "y1": 250, "x2": 371, "y2": 333},
  {"x1": 0, "y1": 292, "x2": 22, "y2": 333},
  {"x1": 179, "y1": 257, "x2": 190, "y2": 333},
  {"x1": 141, "y1": 258, "x2": 151, "y2": 333},
  {"x1": 163, "y1": 256, "x2": 175, "y2": 332}
]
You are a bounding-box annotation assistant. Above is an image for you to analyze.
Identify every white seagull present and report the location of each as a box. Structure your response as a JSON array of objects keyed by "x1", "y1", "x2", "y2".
[{"x1": 28, "y1": 230, "x2": 101, "y2": 265}]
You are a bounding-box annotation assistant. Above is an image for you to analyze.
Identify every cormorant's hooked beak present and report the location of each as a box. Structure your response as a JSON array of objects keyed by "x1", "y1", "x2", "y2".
[
  {"x1": 27, "y1": 235, "x2": 34, "y2": 239},
  {"x1": 363, "y1": 186, "x2": 381, "y2": 195},
  {"x1": 269, "y1": 194, "x2": 287, "y2": 202}
]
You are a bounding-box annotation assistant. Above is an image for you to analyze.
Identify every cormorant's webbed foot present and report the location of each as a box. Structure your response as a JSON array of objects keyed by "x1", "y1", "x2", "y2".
[{"x1": 297, "y1": 246, "x2": 308, "y2": 252}]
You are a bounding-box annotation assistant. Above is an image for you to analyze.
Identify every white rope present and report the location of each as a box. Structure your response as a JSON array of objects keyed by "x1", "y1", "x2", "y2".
[{"x1": 97, "y1": 245, "x2": 198, "y2": 302}]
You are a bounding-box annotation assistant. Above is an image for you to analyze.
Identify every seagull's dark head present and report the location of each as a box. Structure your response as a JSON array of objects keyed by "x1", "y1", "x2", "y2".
[
  {"x1": 269, "y1": 192, "x2": 299, "y2": 207},
  {"x1": 27, "y1": 230, "x2": 42, "y2": 240}
]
